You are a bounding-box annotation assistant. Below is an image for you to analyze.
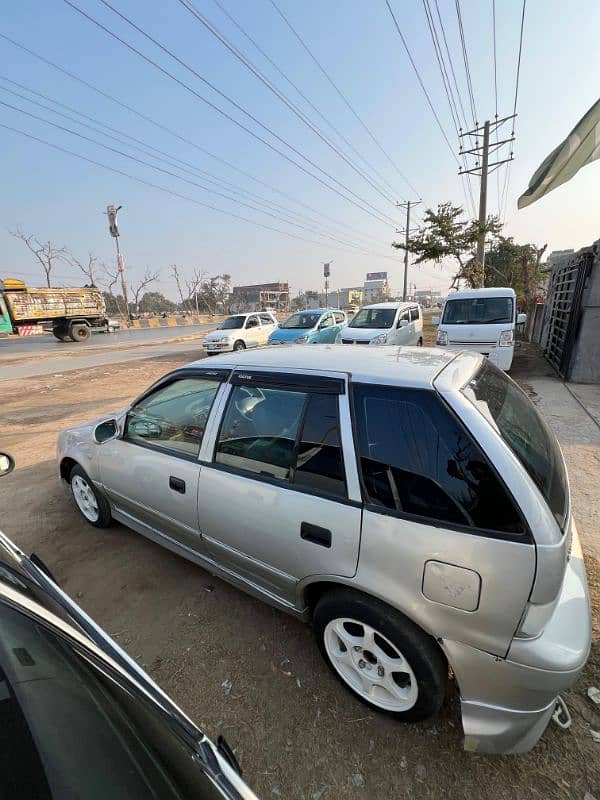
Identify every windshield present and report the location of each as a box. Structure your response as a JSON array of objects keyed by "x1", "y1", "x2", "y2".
[
  {"x1": 462, "y1": 360, "x2": 568, "y2": 530},
  {"x1": 218, "y1": 316, "x2": 245, "y2": 330},
  {"x1": 442, "y1": 297, "x2": 514, "y2": 325},
  {"x1": 281, "y1": 312, "x2": 320, "y2": 329},
  {"x1": 0, "y1": 600, "x2": 225, "y2": 799},
  {"x1": 349, "y1": 308, "x2": 396, "y2": 329}
]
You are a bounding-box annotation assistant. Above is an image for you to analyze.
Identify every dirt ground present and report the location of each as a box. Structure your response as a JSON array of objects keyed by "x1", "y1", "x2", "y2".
[{"x1": 1, "y1": 345, "x2": 599, "y2": 799}]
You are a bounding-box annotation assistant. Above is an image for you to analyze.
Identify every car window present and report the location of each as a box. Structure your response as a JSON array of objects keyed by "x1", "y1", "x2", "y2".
[
  {"x1": 126, "y1": 378, "x2": 220, "y2": 458},
  {"x1": 352, "y1": 383, "x2": 524, "y2": 534},
  {"x1": 245, "y1": 315, "x2": 260, "y2": 329},
  {"x1": 294, "y1": 394, "x2": 345, "y2": 498},
  {"x1": 410, "y1": 306, "x2": 420, "y2": 321},
  {"x1": 259, "y1": 313, "x2": 275, "y2": 325},
  {"x1": 216, "y1": 386, "x2": 306, "y2": 480},
  {"x1": 0, "y1": 601, "x2": 228, "y2": 799},
  {"x1": 334, "y1": 311, "x2": 345, "y2": 324},
  {"x1": 397, "y1": 309, "x2": 410, "y2": 325},
  {"x1": 462, "y1": 360, "x2": 568, "y2": 530},
  {"x1": 320, "y1": 314, "x2": 333, "y2": 328}
]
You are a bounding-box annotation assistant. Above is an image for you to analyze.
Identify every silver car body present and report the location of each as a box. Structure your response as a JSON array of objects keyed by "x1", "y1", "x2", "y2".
[
  {"x1": 337, "y1": 301, "x2": 423, "y2": 346},
  {"x1": 57, "y1": 346, "x2": 591, "y2": 754},
  {"x1": 202, "y1": 312, "x2": 277, "y2": 354}
]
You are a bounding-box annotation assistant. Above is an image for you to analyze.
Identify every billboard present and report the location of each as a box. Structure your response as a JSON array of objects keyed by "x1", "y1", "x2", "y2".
[{"x1": 366, "y1": 271, "x2": 387, "y2": 281}]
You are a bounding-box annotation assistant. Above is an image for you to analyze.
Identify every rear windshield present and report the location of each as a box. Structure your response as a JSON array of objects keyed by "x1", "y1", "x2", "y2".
[
  {"x1": 462, "y1": 361, "x2": 568, "y2": 529},
  {"x1": 442, "y1": 297, "x2": 513, "y2": 325},
  {"x1": 349, "y1": 308, "x2": 396, "y2": 329}
]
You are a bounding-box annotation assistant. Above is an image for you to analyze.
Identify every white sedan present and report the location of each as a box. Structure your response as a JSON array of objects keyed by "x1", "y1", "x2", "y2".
[{"x1": 202, "y1": 312, "x2": 278, "y2": 354}]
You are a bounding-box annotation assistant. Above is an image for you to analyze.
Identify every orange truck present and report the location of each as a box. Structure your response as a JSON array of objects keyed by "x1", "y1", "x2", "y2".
[{"x1": 0, "y1": 278, "x2": 109, "y2": 342}]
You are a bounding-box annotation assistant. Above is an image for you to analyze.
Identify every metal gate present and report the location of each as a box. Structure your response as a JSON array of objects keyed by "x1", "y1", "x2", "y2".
[{"x1": 543, "y1": 248, "x2": 593, "y2": 378}]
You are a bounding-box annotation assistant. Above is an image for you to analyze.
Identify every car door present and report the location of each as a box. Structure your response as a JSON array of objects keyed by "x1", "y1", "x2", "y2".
[
  {"x1": 197, "y1": 370, "x2": 362, "y2": 605},
  {"x1": 313, "y1": 312, "x2": 335, "y2": 343},
  {"x1": 409, "y1": 305, "x2": 422, "y2": 344},
  {"x1": 98, "y1": 371, "x2": 226, "y2": 553},
  {"x1": 243, "y1": 314, "x2": 262, "y2": 348},
  {"x1": 259, "y1": 313, "x2": 276, "y2": 341},
  {"x1": 394, "y1": 308, "x2": 412, "y2": 344}
]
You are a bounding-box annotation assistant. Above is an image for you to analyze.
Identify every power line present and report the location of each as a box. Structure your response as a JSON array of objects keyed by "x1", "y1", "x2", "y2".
[
  {"x1": 454, "y1": 0, "x2": 477, "y2": 126},
  {"x1": 492, "y1": 0, "x2": 501, "y2": 216},
  {"x1": 433, "y1": 0, "x2": 469, "y2": 130},
  {"x1": 384, "y1": 0, "x2": 460, "y2": 167},
  {"x1": 500, "y1": 0, "x2": 527, "y2": 221},
  {"x1": 209, "y1": 0, "x2": 404, "y2": 201},
  {"x1": 174, "y1": 0, "x2": 398, "y2": 205},
  {"x1": 0, "y1": 78, "x2": 388, "y2": 250},
  {"x1": 0, "y1": 34, "x2": 382, "y2": 245},
  {"x1": 0, "y1": 120, "x2": 401, "y2": 261},
  {"x1": 1, "y1": 97, "x2": 395, "y2": 255},
  {"x1": 61, "y1": 0, "x2": 399, "y2": 227},
  {"x1": 270, "y1": 0, "x2": 422, "y2": 199}
]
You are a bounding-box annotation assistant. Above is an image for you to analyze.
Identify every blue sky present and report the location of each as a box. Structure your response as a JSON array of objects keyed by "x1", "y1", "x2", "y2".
[{"x1": 2, "y1": 0, "x2": 600, "y2": 299}]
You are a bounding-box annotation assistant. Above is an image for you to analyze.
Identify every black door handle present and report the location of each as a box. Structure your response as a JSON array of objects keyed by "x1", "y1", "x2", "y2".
[
  {"x1": 300, "y1": 522, "x2": 331, "y2": 548},
  {"x1": 169, "y1": 476, "x2": 186, "y2": 494}
]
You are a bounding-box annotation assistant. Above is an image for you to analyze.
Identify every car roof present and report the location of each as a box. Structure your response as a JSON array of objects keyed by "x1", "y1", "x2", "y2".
[
  {"x1": 360, "y1": 301, "x2": 415, "y2": 310},
  {"x1": 185, "y1": 345, "x2": 460, "y2": 389},
  {"x1": 292, "y1": 308, "x2": 333, "y2": 314},
  {"x1": 446, "y1": 287, "x2": 516, "y2": 299}
]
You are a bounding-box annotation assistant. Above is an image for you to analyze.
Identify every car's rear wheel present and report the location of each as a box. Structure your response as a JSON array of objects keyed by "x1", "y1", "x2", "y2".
[
  {"x1": 313, "y1": 589, "x2": 447, "y2": 721},
  {"x1": 233, "y1": 340, "x2": 246, "y2": 351},
  {"x1": 417, "y1": 337, "x2": 423, "y2": 347},
  {"x1": 69, "y1": 323, "x2": 91, "y2": 342},
  {"x1": 70, "y1": 465, "x2": 112, "y2": 528}
]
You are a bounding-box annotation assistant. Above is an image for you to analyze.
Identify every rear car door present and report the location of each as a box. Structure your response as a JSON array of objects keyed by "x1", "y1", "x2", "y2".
[
  {"x1": 98, "y1": 371, "x2": 226, "y2": 553},
  {"x1": 352, "y1": 383, "x2": 535, "y2": 655},
  {"x1": 259, "y1": 313, "x2": 276, "y2": 341},
  {"x1": 197, "y1": 371, "x2": 361, "y2": 605}
]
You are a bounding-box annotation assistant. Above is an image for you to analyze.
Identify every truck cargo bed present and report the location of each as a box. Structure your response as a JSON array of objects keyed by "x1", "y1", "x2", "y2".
[{"x1": 4, "y1": 287, "x2": 105, "y2": 322}]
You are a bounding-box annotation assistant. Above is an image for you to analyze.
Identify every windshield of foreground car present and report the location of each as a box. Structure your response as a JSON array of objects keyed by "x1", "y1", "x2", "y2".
[
  {"x1": 280, "y1": 312, "x2": 320, "y2": 329},
  {"x1": 218, "y1": 316, "x2": 245, "y2": 330},
  {"x1": 442, "y1": 297, "x2": 513, "y2": 325},
  {"x1": 462, "y1": 360, "x2": 568, "y2": 530},
  {"x1": 348, "y1": 308, "x2": 396, "y2": 329}
]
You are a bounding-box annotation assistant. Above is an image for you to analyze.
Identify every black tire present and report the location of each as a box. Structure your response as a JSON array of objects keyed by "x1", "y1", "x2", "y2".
[
  {"x1": 233, "y1": 340, "x2": 246, "y2": 351},
  {"x1": 69, "y1": 465, "x2": 113, "y2": 528},
  {"x1": 313, "y1": 588, "x2": 447, "y2": 722},
  {"x1": 69, "y1": 323, "x2": 91, "y2": 342},
  {"x1": 417, "y1": 337, "x2": 423, "y2": 347}
]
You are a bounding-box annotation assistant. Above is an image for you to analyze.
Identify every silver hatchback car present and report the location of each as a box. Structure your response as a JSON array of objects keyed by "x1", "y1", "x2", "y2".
[{"x1": 58, "y1": 346, "x2": 591, "y2": 754}]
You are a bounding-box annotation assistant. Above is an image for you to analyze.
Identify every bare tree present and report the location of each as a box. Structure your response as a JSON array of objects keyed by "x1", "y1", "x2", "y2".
[
  {"x1": 67, "y1": 250, "x2": 104, "y2": 286},
  {"x1": 130, "y1": 267, "x2": 160, "y2": 314},
  {"x1": 10, "y1": 227, "x2": 69, "y2": 287},
  {"x1": 185, "y1": 268, "x2": 207, "y2": 316},
  {"x1": 101, "y1": 263, "x2": 127, "y2": 318},
  {"x1": 171, "y1": 264, "x2": 192, "y2": 312}
]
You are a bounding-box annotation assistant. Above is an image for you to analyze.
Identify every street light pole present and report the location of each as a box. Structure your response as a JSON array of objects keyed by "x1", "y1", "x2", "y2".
[{"x1": 106, "y1": 204, "x2": 130, "y2": 324}]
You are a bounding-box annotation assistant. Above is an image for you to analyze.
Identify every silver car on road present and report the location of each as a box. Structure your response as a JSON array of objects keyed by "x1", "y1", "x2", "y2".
[{"x1": 57, "y1": 346, "x2": 591, "y2": 754}]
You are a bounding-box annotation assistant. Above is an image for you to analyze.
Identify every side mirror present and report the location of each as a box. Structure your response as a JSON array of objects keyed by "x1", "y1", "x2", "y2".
[
  {"x1": 398, "y1": 318, "x2": 409, "y2": 328},
  {"x1": 431, "y1": 315, "x2": 440, "y2": 325},
  {"x1": 0, "y1": 452, "x2": 15, "y2": 476},
  {"x1": 517, "y1": 313, "x2": 527, "y2": 324},
  {"x1": 94, "y1": 419, "x2": 119, "y2": 444}
]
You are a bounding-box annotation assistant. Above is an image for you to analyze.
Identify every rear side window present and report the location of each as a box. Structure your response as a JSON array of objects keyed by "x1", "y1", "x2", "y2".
[
  {"x1": 259, "y1": 313, "x2": 274, "y2": 325},
  {"x1": 352, "y1": 384, "x2": 524, "y2": 535},
  {"x1": 462, "y1": 360, "x2": 568, "y2": 529},
  {"x1": 215, "y1": 386, "x2": 346, "y2": 498}
]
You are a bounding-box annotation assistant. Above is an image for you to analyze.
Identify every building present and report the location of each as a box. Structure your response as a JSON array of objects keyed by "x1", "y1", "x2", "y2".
[
  {"x1": 316, "y1": 286, "x2": 363, "y2": 309},
  {"x1": 230, "y1": 282, "x2": 289, "y2": 312},
  {"x1": 415, "y1": 289, "x2": 443, "y2": 308},
  {"x1": 363, "y1": 272, "x2": 390, "y2": 304}
]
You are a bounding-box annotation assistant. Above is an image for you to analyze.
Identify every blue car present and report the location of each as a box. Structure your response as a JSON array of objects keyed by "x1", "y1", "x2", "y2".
[{"x1": 268, "y1": 308, "x2": 347, "y2": 345}]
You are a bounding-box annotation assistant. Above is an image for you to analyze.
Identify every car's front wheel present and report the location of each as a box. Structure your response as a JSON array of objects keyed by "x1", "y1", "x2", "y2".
[
  {"x1": 233, "y1": 340, "x2": 246, "y2": 351},
  {"x1": 70, "y1": 465, "x2": 113, "y2": 528},
  {"x1": 313, "y1": 588, "x2": 447, "y2": 721}
]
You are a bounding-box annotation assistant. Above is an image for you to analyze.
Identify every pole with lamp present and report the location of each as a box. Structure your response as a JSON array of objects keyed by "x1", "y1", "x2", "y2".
[
  {"x1": 323, "y1": 261, "x2": 332, "y2": 307},
  {"x1": 106, "y1": 204, "x2": 131, "y2": 325}
]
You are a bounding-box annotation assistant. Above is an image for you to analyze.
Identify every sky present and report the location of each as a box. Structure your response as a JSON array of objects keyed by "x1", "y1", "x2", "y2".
[{"x1": 2, "y1": 0, "x2": 600, "y2": 301}]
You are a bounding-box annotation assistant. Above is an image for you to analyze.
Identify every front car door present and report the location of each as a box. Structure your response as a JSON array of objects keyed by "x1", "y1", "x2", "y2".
[
  {"x1": 197, "y1": 370, "x2": 362, "y2": 606},
  {"x1": 98, "y1": 371, "x2": 226, "y2": 553},
  {"x1": 314, "y1": 312, "x2": 336, "y2": 343},
  {"x1": 409, "y1": 305, "x2": 422, "y2": 344},
  {"x1": 391, "y1": 308, "x2": 411, "y2": 344},
  {"x1": 243, "y1": 315, "x2": 262, "y2": 348}
]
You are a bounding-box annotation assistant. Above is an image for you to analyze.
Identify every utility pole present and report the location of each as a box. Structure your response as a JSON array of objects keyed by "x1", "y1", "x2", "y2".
[
  {"x1": 323, "y1": 262, "x2": 331, "y2": 307},
  {"x1": 396, "y1": 201, "x2": 421, "y2": 301},
  {"x1": 106, "y1": 204, "x2": 131, "y2": 323},
  {"x1": 458, "y1": 114, "x2": 515, "y2": 287}
]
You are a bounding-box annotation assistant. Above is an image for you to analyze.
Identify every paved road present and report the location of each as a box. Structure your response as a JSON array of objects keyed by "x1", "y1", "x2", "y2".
[{"x1": 0, "y1": 324, "x2": 213, "y2": 358}]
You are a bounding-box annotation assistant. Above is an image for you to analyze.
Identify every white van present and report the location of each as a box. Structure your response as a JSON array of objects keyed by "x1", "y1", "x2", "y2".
[
  {"x1": 336, "y1": 301, "x2": 423, "y2": 346},
  {"x1": 433, "y1": 287, "x2": 525, "y2": 370}
]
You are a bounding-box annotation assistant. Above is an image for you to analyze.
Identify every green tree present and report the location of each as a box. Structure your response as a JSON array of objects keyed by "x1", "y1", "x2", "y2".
[
  {"x1": 391, "y1": 202, "x2": 502, "y2": 289},
  {"x1": 138, "y1": 291, "x2": 176, "y2": 314},
  {"x1": 484, "y1": 238, "x2": 547, "y2": 304},
  {"x1": 191, "y1": 274, "x2": 231, "y2": 315}
]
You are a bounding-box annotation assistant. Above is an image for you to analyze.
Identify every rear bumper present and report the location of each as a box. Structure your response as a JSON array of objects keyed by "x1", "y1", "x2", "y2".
[{"x1": 444, "y1": 527, "x2": 591, "y2": 753}]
